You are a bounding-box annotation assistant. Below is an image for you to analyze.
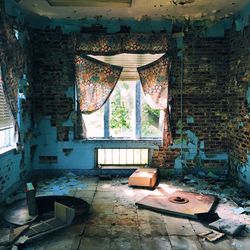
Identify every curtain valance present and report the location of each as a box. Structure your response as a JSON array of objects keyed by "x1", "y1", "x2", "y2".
[{"x1": 73, "y1": 33, "x2": 169, "y2": 55}]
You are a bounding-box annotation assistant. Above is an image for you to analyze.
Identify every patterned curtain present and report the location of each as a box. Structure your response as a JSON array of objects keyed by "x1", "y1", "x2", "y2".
[
  {"x1": 0, "y1": 12, "x2": 24, "y2": 145},
  {"x1": 73, "y1": 33, "x2": 169, "y2": 55},
  {"x1": 137, "y1": 54, "x2": 172, "y2": 148},
  {"x1": 75, "y1": 54, "x2": 122, "y2": 113},
  {"x1": 75, "y1": 55, "x2": 122, "y2": 137}
]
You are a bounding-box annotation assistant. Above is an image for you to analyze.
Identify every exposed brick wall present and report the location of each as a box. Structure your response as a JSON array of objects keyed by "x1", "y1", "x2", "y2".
[
  {"x1": 30, "y1": 27, "x2": 230, "y2": 169},
  {"x1": 227, "y1": 25, "x2": 250, "y2": 165},
  {"x1": 29, "y1": 27, "x2": 75, "y2": 140},
  {"x1": 152, "y1": 31, "x2": 230, "y2": 168}
]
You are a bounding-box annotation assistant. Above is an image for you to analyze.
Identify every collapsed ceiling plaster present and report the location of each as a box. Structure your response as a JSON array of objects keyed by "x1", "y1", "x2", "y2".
[{"x1": 6, "y1": 0, "x2": 249, "y2": 22}]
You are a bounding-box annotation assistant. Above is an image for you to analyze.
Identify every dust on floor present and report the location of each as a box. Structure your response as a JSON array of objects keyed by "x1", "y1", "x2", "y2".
[{"x1": 1, "y1": 174, "x2": 250, "y2": 250}]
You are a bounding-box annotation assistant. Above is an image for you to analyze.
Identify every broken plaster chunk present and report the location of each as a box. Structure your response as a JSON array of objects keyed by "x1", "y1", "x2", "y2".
[
  {"x1": 198, "y1": 230, "x2": 225, "y2": 242},
  {"x1": 233, "y1": 207, "x2": 245, "y2": 215},
  {"x1": 209, "y1": 219, "x2": 246, "y2": 236}
]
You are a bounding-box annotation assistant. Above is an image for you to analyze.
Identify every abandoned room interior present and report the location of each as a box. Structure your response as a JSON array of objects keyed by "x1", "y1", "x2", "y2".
[{"x1": 0, "y1": 0, "x2": 250, "y2": 249}]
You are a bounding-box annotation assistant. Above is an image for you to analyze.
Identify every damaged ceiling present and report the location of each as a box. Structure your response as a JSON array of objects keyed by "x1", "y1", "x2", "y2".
[{"x1": 6, "y1": 0, "x2": 249, "y2": 21}]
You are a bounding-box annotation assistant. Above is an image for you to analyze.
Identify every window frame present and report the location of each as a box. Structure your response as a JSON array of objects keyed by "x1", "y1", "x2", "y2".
[
  {"x1": 82, "y1": 80, "x2": 162, "y2": 141},
  {"x1": 0, "y1": 66, "x2": 15, "y2": 152}
]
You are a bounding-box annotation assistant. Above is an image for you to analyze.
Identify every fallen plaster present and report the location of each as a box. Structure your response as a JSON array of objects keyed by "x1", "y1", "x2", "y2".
[
  {"x1": 209, "y1": 218, "x2": 246, "y2": 236},
  {"x1": 2, "y1": 175, "x2": 250, "y2": 248},
  {"x1": 237, "y1": 153, "x2": 250, "y2": 190}
]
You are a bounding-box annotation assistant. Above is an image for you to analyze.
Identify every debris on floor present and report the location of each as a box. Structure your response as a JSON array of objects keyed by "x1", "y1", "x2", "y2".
[
  {"x1": 128, "y1": 168, "x2": 158, "y2": 188},
  {"x1": 36, "y1": 174, "x2": 87, "y2": 195},
  {"x1": 26, "y1": 182, "x2": 38, "y2": 217},
  {"x1": 195, "y1": 212, "x2": 220, "y2": 223},
  {"x1": 2, "y1": 198, "x2": 38, "y2": 226},
  {"x1": 198, "y1": 229, "x2": 225, "y2": 242},
  {"x1": 16, "y1": 202, "x2": 75, "y2": 245},
  {"x1": 209, "y1": 218, "x2": 246, "y2": 236},
  {"x1": 135, "y1": 190, "x2": 217, "y2": 219},
  {"x1": 232, "y1": 207, "x2": 245, "y2": 215},
  {"x1": 1, "y1": 174, "x2": 250, "y2": 249},
  {"x1": 0, "y1": 228, "x2": 11, "y2": 246},
  {"x1": 98, "y1": 174, "x2": 112, "y2": 180}
]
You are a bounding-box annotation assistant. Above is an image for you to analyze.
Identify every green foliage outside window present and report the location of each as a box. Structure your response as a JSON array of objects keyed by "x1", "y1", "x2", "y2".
[
  {"x1": 110, "y1": 93, "x2": 130, "y2": 130},
  {"x1": 142, "y1": 103, "x2": 160, "y2": 136}
]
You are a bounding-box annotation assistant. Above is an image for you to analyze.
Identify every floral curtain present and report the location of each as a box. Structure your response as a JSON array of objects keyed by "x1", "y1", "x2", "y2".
[
  {"x1": 73, "y1": 33, "x2": 169, "y2": 55},
  {"x1": 137, "y1": 54, "x2": 172, "y2": 147},
  {"x1": 75, "y1": 54, "x2": 123, "y2": 137},
  {"x1": 75, "y1": 54, "x2": 123, "y2": 113},
  {"x1": 0, "y1": 13, "x2": 23, "y2": 122},
  {"x1": 0, "y1": 12, "x2": 24, "y2": 147}
]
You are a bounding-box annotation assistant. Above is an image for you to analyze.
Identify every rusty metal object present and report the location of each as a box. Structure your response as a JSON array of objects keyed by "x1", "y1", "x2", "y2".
[
  {"x1": 169, "y1": 196, "x2": 189, "y2": 204},
  {"x1": 136, "y1": 191, "x2": 218, "y2": 219}
]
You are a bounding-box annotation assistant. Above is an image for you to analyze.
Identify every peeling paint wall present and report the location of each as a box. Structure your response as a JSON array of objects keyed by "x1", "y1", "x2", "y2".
[
  {"x1": 28, "y1": 20, "x2": 232, "y2": 174},
  {"x1": 158, "y1": 25, "x2": 230, "y2": 174}
]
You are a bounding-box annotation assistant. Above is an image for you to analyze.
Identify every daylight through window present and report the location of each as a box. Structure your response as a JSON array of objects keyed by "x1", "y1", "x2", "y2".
[
  {"x1": 82, "y1": 80, "x2": 162, "y2": 139},
  {"x1": 0, "y1": 67, "x2": 15, "y2": 149}
]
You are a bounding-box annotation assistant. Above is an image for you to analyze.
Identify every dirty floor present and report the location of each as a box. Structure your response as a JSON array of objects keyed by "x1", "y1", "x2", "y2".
[{"x1": 1, "y1": 174, "x2": 250, "y2": 250}]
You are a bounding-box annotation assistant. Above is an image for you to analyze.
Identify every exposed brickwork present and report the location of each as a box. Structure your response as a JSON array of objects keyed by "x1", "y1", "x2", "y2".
[
  {"x1": 153, "y1": 30, "x2": 230, "y2": 168},
  {"x1": 29, "y1": 27, "x2": 75, "y2": 140},
  {"x1": 227, "y1": 25, "x2": 250, "y2": 164},
  {"x1": 29, "y1": 27, "x2": 231, "y2": 169}
]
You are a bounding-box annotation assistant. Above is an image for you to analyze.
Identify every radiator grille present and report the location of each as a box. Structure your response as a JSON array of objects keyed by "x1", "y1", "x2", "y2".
[{"x1": 97, "y1": 148, "x2": 148, "y2": 166}]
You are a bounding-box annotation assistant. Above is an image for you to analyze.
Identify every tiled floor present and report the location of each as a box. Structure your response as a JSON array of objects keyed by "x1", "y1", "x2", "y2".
[{"x1": 1, "y1": 175, "x2": 250, "y2": 250}]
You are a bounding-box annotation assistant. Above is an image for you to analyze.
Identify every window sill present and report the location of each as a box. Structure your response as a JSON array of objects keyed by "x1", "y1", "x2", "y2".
[
  {"x1": 0, "y1": 146, "x2": 16, "y2": 156},
  {"x1": 81, "y1": 138, "x2": 162, "y2": 143}
]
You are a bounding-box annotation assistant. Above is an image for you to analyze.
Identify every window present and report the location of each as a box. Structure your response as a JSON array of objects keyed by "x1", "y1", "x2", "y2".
[
  {"x1": 0, "y1": 67, "x2": 15, "y2": 150},
  {"x1": 82, "y1": 80, "x2": 162, "y2": 139}
]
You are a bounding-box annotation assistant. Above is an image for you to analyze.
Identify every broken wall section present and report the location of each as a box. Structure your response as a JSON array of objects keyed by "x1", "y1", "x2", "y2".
[
  {"x1": 227, "y1": 22, "x2": 250, "y2": 189},
  {"x1": 29, "y1": 23, "x2": 231, "y2": 172},
  {"x1": 153, "y1": 26, "x2": 230, "y2": 174}
]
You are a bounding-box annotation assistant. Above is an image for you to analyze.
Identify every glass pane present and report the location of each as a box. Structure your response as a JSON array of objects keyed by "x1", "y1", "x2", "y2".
[
  {"x1": 82, "y1": 106, "x2": 104, "y2": 137},
  {"x1": 141, "y1": 88, "x2": 162, "y2": 138},
  {"x1": 110, "y1": 81, "x2": 135, "y2": 137}
]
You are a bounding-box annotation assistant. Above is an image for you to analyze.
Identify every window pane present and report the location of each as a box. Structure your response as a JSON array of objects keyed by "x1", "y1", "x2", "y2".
[
  {"x1": 0, "y1": 127, "x2": 15, "y2": 149},
  {"x1": 82, "y1": 106, "x2": 104, "y2": 137},
  {"x1": 141, "y1": 89, "x2": 162, "y2": 138},
  {"x1": 110, "y1": 81, "x2": 135, "y2": 137}
]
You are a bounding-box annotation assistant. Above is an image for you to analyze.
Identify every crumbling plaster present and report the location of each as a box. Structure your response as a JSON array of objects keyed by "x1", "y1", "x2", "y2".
[{"x1": 1, "y1": 2, "x2": 249, "y2": 188}]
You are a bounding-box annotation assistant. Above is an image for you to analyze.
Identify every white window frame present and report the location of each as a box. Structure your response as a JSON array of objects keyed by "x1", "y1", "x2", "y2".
[
  {"x1": 0, "y1": 67, "x2": 15, "y2": 151},
  {"x1": 83, "y1": 80, "x2": 161, "y2": 140}
]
